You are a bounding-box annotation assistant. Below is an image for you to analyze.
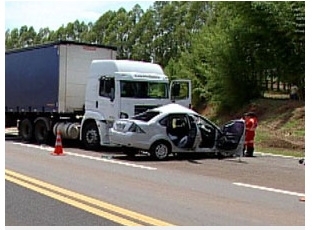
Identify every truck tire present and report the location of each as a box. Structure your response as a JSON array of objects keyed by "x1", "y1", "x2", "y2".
[
  {"x1": 82, "y1": 121, "x2": 100, "y2": 150},
  {"x1": 34, "y1": 119, "x2": 50, "y2": 144},
  {"x1": 19, "y1": 119, "x2": 33, "y2": 142},
  {"x1": 150, "y1": 141, "x2": 171, "y2": 161}
]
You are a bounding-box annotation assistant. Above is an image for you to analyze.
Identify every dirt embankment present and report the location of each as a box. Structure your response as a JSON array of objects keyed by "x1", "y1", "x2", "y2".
[
  {"x1": 254, "y1": 99, "x2": 305, "y2": 151},
  {"x1": 199, "y1": 98, "x2": 305, "y2": 152}
]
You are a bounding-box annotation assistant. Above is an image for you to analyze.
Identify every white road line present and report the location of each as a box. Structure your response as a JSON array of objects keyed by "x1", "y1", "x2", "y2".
[
  {"x1": 66, "y1": 150, "x2": 157, "y2": 170},
  {"x1": 233, "y1": 182, "x2": 305, "y2": 197},
  {"x1": 255, "y1": 151, "x2": 302, "y2": 159},
  {"x1": 12, "y1": 142, "x2": 157, "y2": 171}
]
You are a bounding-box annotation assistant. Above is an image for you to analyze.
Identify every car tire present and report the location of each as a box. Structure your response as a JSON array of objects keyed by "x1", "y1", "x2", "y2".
[
  {"x1": 150, "y1": 141, "x2": 171, "y2": 161},
  {"x1": 82, "y1": 121, "x2": 100, "y2": 150}
]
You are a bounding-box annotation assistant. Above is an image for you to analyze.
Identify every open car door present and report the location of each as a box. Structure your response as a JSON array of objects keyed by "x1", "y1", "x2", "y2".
[
  {"x1": 169, "y1": 80, "x2": 192, "y2": 108},
  {"x1": 166, "y1": 113, "x2": 199, "y2": 150},
  {"x1": 216, "y1": 119, "x2": 245, "y2": 157}
]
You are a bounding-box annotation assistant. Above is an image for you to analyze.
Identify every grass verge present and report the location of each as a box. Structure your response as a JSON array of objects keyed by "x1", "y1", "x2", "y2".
[{"x1": 200, "y1": 95, "x2": 305, "y2": 158}]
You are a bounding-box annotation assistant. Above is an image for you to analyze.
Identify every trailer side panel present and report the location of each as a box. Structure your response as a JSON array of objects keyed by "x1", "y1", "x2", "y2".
[
  {"x1": 58, "y1": 43, "x2": 116, "y2": 113},
  {"x1": 5, "y1": 45, "x2": 59, "y2": 113}
]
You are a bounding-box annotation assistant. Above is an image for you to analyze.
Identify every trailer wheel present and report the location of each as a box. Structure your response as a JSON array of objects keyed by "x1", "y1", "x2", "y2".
[
  {"x1": 19, "y1": 119, "x2": 33, "y2": 142},
  {"x1": 150, "y1": 141, "x2": 171, "y2": 161},
  {"x1": 34, "y1": 119, "x2": 50, "y2": 144},
  {"x1": 82, "y1": 121, "x2": 100, "y2": 150}
]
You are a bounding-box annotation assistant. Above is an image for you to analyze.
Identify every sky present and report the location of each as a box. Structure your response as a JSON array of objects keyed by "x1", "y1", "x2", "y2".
[{"x1": 5, "y1": 0, "x2": 155, "y2": 32}]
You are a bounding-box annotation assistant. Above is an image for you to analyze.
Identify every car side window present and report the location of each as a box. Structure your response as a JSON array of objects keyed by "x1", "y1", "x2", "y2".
[
  {"x1": 196, "y1": 116, "x2": 212, "y2": 129},
  {"x1": 168, "y1": 115, "x2": 189, "y2": 134},
  {"x1": 159, "y1": 115, "x2": 188, "y2": 128},
  {"x1": 159, "y1": 116, "x2": 169, "y2": 127}
]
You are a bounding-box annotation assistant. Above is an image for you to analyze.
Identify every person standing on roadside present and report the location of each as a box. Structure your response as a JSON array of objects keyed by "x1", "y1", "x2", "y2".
[{"x1": 243, "y1": 112, "x2": 258, "y2": 157}]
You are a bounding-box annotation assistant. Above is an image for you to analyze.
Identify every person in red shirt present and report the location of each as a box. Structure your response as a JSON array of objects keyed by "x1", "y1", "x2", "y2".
[{"x1": 243, "y1": 112, "x2": 258, "y2": 157}]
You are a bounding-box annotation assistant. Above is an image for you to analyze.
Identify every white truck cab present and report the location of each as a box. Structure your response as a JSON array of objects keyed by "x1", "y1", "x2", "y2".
[{"x1": 81, "y1": 60, "x2": 192, "y2": 149}]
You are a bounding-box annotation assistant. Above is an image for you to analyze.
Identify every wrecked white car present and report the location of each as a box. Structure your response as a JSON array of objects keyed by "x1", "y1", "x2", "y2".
[{"x1": 109, "y1": 103, "x2": 245, "y2": 160}]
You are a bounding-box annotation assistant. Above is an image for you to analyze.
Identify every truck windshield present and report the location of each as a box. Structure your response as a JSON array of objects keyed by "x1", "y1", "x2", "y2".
[{"x1": 120, "y1": 81, "x2": 168, "y2": 98}]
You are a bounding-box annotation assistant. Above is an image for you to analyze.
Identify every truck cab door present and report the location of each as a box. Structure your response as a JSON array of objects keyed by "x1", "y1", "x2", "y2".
[
  {"x1": 216, "y1": 120, "x2": 245, "y2": 157},
  {"x1": 97, "y1": 76, "x2": 117, "y2": 119},
  {"x1": 169, "y1": 80, "x2": 192, "y2": 108}
]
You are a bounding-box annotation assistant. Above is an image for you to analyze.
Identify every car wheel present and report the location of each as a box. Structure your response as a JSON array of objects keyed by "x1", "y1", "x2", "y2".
[
  {"x1": 82, "y1": 121, "x2": 100, "y2": 150},
  {"x1": 150, "y1": 141, "x2": 171, "y2": 160}
]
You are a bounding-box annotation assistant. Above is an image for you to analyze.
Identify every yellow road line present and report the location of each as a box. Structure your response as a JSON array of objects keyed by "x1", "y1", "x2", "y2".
[
  {"x1": 5, "y1": 169, "x2": 174, "y2": 226},
  {"x1": 5, "y1": 175, "x2": 140, "y2": 226}
]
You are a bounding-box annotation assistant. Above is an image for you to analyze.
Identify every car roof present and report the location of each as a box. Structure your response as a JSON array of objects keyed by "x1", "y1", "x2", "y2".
[{"x1": 152, "y1": 103, "x2": 198, "y2": 115}]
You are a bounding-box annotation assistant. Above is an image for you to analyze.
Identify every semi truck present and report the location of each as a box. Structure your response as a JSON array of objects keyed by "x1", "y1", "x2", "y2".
[{"x1": 5, "y1": 41, "x2": 192, "y2": 149}]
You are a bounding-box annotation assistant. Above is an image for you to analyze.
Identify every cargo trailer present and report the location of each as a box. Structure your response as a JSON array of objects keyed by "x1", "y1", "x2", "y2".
[{"x1": 5, "y1": 41, "x2": 192, "y2": 149}]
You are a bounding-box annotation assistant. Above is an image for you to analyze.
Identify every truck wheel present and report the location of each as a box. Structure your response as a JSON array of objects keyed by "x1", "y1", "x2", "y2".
[
  {"x1": 19, "y1": 119, "x2": 33, "y2": 142},
  {"x1": 34, "y1": 119, "x2": 50, "y2": 144},
  {"x1": 82, "y1": 122, "x2": 100, "y2": 150},
  {"x1": 150, "y1": 141, "x2": 171, "y2": 161}
]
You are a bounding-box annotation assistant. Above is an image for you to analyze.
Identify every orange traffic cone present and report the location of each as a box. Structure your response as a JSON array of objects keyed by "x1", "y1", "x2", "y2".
[{"x1": 51, "y1": 131, "x2": 64, "y2": 156}]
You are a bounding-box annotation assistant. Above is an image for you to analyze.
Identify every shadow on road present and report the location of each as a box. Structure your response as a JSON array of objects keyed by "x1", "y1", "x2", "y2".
[{"x1": 112, "y1": 152, "x2": 223, "y2": 163}]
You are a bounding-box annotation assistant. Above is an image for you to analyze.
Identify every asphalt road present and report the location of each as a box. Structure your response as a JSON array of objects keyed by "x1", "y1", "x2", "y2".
[
  {"x1": 6, "y1": 181, "x2": 120, "y2": 226},
  {"x1": 5, "y1": 135, "x2": 305, "y2": 226}
]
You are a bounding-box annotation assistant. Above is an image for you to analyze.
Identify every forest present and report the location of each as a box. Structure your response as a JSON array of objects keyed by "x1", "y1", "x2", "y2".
[{"x1": 5, "y1": 1, "x2": 305, "y2": 113}]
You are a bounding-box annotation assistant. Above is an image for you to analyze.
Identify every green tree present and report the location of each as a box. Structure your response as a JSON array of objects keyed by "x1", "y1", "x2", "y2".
[
  {"x1": 5, "y1": 1, "x2": 304, "y2": 107},
  {"x1": 5, "y1": 29, "x2": 20, "y2": 49},
  {"x1": 167, "y1": 1, "x2": 305, "y2": 112},
  {"x1": 35, "y1": 27, "x2": 52, "y2": 44},
  {"x1": 130, "y1": 9, "x2": 156, "y2": 62}
]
